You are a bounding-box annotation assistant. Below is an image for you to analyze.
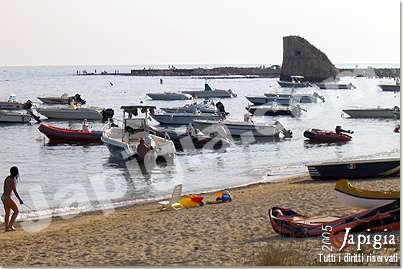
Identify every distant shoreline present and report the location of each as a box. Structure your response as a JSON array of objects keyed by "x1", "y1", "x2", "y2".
[{"x1": 73, "y1": 66, "x2": 400, "y2": 79}]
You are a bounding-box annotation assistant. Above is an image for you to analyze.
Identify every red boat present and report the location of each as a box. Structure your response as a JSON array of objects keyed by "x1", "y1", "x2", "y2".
[
  {"x1": 38, "y1": 124, "x2": 102, "y2": 144},
  {"x1": 269, "y1": 199, "x2": 399, "y2": 238},
  {"x1": 303, "y1": 128, "x2": 352, "y2": 143}
]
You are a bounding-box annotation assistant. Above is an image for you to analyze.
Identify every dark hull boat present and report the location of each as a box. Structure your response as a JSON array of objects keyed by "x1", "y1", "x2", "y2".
[
  {"x1": 278, "y1": 81, "x2": 312, "y2": 88},
  {"x1": 269, "y1": 199, "x2": 399, "y2": 238},
  {"x1": 378, "y1": 84, "x2": 400, "y2": 92},
  {"x1": 148, "y1": 127, "x2": 230, "y2": 151},
  {"x1": 303, "y1": 129, "x2": 351, "y2": 143},
  {"x1": 307, "y1": 158, "x2": 400, "y2": 180},
  {"x1": 315, "y1": 82, "x2": 355, "y2": 90},
  {"x1": 38, "y1": 124, "x2": 102, "y2": 143},
  {"x1": 246, "y1": 105, "x2": 302, "y2": 117}
]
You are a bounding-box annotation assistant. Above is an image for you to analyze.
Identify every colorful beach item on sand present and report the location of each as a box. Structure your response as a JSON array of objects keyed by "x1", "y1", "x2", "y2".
[
  {"x1": 269, "y1": 199, "x2": 399, "y2": 238},
  {"x1": 335, "y1": 179, "x2": 400, "y2": 209},
  {"x1": 160, "y1": 185, "x2": 233, "y2": 210}
]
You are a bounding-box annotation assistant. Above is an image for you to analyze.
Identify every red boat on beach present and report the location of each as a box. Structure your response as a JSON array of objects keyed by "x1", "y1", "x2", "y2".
[
  {"x1": 269, "y1": 199, "x2": 399, "y2": 238},
  {"x1": 38, "y1": 123, "x2": 102, "y2": 143},
  {"x1": 303, "y1": 128, "x2": 352, "y2": 143}
]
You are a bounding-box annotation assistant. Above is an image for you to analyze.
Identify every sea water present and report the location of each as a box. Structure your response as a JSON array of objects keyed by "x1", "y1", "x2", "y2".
[{"x1": 0, "y1": 65, "x2": 399, "y2": 221}]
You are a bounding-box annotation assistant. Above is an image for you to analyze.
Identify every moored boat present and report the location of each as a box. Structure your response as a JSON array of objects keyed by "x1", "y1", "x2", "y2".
[
  {"x1": 151, "y1": 112, "x2": 225, "y2": 126},
  {"x1": 307, "y1": 157, "x2": 400, "y2": 180},
  {"x1": 37, "y1": 106, "x2": 114, "y2": 121},
  {"x1": 38, "y1": 93, "x2": 86, "y2": 105},
  {"x1": 146, "y1": 92, "x2": 193, "y2": 100},
  {"x1": 269, "y1": 199, "x2": 400, "y2": 238},
  {"x1": 102, "y1": 106, "x2": 176, "y2": 162},
  {"x1": 148, "y1": 126, "x2": 231, "y2": 151},
  {"x1": 38, "y1": 123, "x2": 102, "y2": 143},
  {"x1": 343, "y1": 107, "x2": 400, "y2": 119},
  {"x1": 0, "y1": 110, "x2": 31, "y2": 123},
  {"x1": 160, "y1": 100, "x2": 217, "y2": 114},
  {"x1": 278, "y1": 76, "x2": 312, "y2": 88},
  {"x1": 378, "y1": 84, "x2": 400, "y2": 92},
  {"x1": 315, "y1": 82, "x2": 355, "y2": 90},
  {"x1": 303, "y1": 128, "x2": 352, "y2": 143},
  {"x1": 192, "y1": 119, "x2": 292, "y2": 138},
  {"x1": 246, "y1": 102, "x2": 303, "y2": 117},
  {"x1": 182, "y1": 84, "x2": 237, "y2": 98},
  {"x1": 335, "y1": 179, "x2": 399, "y2": 209}
]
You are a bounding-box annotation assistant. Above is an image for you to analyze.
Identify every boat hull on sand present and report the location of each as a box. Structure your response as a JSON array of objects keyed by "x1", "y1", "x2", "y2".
[
  {"x1": 335, "y1": 179, "x2": 399, "y2": 209},
  {"x1": 269, "y1": 199, "x2": 400, "y2": 238},
  {"x1": 307, "y1": 158, "x2": 400, "y2": 180},
  {"x1": 38, "y1": 124, "x2": 102, "y2": 143}
]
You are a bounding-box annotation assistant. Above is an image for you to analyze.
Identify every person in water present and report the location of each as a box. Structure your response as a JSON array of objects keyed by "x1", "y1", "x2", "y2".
[{"x1": 2, "y1": 166, "x2": 23, "y2": 232}]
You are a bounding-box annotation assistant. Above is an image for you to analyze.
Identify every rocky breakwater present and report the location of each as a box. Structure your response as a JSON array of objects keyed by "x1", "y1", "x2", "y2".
[{"x1": 280, "y1": 36, "x2": 339, "y2": 82}]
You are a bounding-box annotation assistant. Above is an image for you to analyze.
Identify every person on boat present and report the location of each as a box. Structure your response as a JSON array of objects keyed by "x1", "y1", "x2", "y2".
[
  {"x1": 244, "y1": 113, "x2": 253, "y2": 123},
  {"x1": 69, "y1": 98, "x2": 79, "y2": 110},
  {"x1": 186, "y1": 123, "x2": 198, "y2": 137},
  {"x1": 2, "y1": 166, "x2": 23, "y2": 232},
  {"x1": 143, "y1": 130, "x2": 155, "y2": 149},
  {"x1": 137, "y1": 138, "x2": 150, "y2": 162},
  {"x1": 335, "y1": 126, "x2": 353, "y2": 134},
  {"x1": 82, "y1": 119, "x2": 91, "y2": 132}
]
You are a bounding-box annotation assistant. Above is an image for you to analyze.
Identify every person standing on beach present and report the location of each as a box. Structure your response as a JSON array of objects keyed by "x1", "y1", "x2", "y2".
[{"x1": 2, "y1": 167, "x2": 23, "y2": 232}]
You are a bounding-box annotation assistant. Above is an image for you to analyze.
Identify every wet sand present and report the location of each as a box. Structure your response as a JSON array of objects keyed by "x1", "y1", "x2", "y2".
[{"x1": 0, "y1": 175, "x2": 399, "y2": 266}]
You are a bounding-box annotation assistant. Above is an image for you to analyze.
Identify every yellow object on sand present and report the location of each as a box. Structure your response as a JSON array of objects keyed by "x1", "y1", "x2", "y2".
[{"x1": 179, "y1": 197, "x2": 200, "y2": 208}]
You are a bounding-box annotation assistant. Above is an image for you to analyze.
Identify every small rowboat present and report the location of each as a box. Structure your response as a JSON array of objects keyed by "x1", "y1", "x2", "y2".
[
  {"x1": 335, "y1": 179, "x2": 399, "y2": 209},
  {"x1": 303, "y1": 129, "x2": 352, "y2": 143},
  {"x1": 38, "y1": 124, "x2": 102, "y2": 143},
  {"x1": 269, "y1": 199, "x2": 400, "y2": 238}
]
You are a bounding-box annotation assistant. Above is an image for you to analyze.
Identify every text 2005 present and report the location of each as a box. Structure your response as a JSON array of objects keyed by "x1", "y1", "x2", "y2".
[{"x1": 322, "y1": 225, "x2": 333, "y2": 252}]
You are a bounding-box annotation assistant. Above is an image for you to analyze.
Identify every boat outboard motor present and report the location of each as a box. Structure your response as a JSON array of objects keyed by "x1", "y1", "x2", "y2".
[
  {"x1": 101, "y1": 108, "x2": 114, "y2": 122},
  {"x1": 74, "y1": 94, "x2": 86, "y2": 105},
  {"x1": 216, "y1": 101, "x2": 226, "y2": 114},
  {"x1": 23, "y1": 100, "x2": 41, "y2": 123}
]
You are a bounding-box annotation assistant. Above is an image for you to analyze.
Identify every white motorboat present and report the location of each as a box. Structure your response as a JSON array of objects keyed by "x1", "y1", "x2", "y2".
[
  {"x1": 278, "y1": 76, "x2": 312, "y2": 88},
  {"x1": 182, "y1": 83, "x2": 237, "y2": 98},
  {"x1": 151, "y1": 112, "x2": 225, "y2": 125},
  {"x1": 192, "y1": 119, "x2": 292, "y2": 138},
  {"x1": 160, "y1": 100, "x2": 218, "y2": 114},
  {"x1": 245, "y1": 92, "x2": 324, "y2": 105},
  {"x1": 146, "y1": 92, "x2": 193, "y2": 100},
  {"x1": 378, "y1": 78, "x2": 400, "y2": 92},
  {"x1": 37, "y1": 93, "x2": 86, "y2": 105},
  {"x1": 246, "y1": 98, "x2": 304, "y2": 117},
  {"x1": 343, "y1": 107, "x2": 400, "y2": 119},
  {"x1": 0, "y1": 94, "x2": 29, "y2": 110},
  {"x1": 36, "y1": 106, "x2": 114, "y2": 121},
  {"x1": 0, "y1": 110, "x2": 31, "y2": 123},
  {"x1": 101, "y1": 106, "x2": 176, "y2": 162}
]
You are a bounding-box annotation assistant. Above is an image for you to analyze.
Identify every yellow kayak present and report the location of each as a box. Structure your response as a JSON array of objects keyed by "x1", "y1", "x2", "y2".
[{"x1": 335, "y1": 179, "x2": 399, "y2": 209}]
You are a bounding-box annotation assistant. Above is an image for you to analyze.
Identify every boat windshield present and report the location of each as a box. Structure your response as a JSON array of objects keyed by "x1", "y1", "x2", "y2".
[{"x1": 125, "y1": 118, "x2": 146, "y2": 130}]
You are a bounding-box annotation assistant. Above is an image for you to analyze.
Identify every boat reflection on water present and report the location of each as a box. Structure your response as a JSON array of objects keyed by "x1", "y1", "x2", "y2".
[{"x1": 232, "y1": 135, "x2": 282, "y2": 145}]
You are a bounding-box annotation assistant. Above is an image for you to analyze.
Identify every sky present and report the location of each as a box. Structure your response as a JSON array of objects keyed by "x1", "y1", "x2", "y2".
[{"x1": 0, "y1": 0, "x2": 400, "y2": 66}]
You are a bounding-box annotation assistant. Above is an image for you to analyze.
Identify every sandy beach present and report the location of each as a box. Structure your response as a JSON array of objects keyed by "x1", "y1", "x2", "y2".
[{"x1": 0, "y1": 175, "x2": 399, "y2": 266}]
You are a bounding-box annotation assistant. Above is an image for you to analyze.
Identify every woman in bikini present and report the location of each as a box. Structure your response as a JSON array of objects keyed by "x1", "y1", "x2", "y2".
[{"x1": 2, "y1": 166, "x2": 23, "y2": 232}]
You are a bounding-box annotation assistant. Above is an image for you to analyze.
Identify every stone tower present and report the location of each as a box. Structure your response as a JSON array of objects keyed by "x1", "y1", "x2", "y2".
[{"x1": 280, "y1": 36, "x2": 338, "y2": 82}]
